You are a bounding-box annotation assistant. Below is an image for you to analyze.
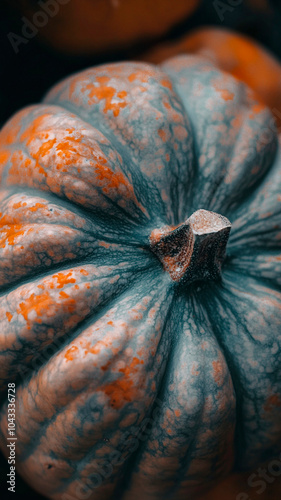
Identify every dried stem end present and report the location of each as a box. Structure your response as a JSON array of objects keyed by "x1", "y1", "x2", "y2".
[{"x1": 150, "y1": 209, "x2": 231, "y2": 283}]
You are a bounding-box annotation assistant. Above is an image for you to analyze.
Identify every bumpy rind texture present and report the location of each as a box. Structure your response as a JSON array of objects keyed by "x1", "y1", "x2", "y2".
[{"x1": 0, "y1": 56, "x2": 280, "y2": 500}]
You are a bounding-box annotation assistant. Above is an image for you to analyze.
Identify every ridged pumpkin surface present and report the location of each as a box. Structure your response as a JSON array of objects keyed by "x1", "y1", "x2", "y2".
[{"x1": 0, "y1": 55, "x2": 281, "y2": 500}]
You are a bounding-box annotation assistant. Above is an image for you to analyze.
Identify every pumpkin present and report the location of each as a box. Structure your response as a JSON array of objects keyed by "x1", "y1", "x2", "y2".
[
  {"x1": 142, "y1": 27, "x2": 281, "y2": 119},
  {"x1": 0, "y1": 47, "x2": 281, "y2": 500},
  {"x1": 14, "y1": 0, "x2": 200, "y2": 55}
]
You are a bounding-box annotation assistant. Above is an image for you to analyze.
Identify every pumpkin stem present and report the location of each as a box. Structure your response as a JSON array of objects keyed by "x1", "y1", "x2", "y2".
[{"x1": 150, "y1": 209, "x2": 231, "y2": 283}]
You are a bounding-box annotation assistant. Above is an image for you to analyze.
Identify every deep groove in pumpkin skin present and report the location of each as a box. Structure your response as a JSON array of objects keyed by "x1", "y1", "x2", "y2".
[
  {"x1": 202, "y1": 271, "x2": 281, "y2": 471},
  {"x1": 116, "y1": 287, "x2": 235, "y2": 500},
  {"x1": 160, "y1": 297, "x2": 217, "y2": 499},
  {"x1": 0, "y1": 185, "x2": 151, "y2": 242},
  {"x1": 119, "y1": 295, "x2": 200, "y2": 499},
  {"x1": 204, "y1": 104, "x2": 276, "y2": 214},
  {"x1": 224, "y1": 253, "x2": 281, "y2": 291},
  {"x1": 0, "y1": 244, "x2": 155, "y2": 298},
  {"x1": 201, "y1": 280, "x2": 249, "y2": 472}
]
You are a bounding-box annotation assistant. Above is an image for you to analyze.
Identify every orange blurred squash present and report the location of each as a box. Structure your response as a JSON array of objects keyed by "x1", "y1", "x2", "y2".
[{"x1": 14, "y1": 0, "x2": 200, "y2": 55}]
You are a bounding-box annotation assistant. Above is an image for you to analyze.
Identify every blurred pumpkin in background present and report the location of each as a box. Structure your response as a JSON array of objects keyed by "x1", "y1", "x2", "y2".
[
  {"x1": 142, "y1": 27, "x2": 281, "y2": 121},
  {"x1": 14, "y1": 0, "x2": 201, "y2": 55}
]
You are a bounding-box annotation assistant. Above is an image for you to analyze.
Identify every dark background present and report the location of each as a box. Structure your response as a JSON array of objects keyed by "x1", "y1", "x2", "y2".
[{"x1": 1, "y1": 0, "x2": 281, "y2": 498}]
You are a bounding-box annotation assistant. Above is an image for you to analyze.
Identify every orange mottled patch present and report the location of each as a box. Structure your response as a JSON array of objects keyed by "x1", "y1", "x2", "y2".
[
  {"x1": 264, "y1": 394, "x2": 281, "y2": 412},
  {"x1": 128, "y1": 70, "x2": 150, "y2": 83},
  {"x1": 158, "y1": 129, "x2": 167, "y2": 141},
  {"x1": 0, "y1": 151, "x2": 10, "y2": 166},
  {"x1": 0, "y1": 224, "x2": 33, "y2": 248},
  {"x1": 99, "y1": 241, "x2": 110, "y2": 248},
  {"x1": 49, "y1": 271, "x2": 77, "y2": 289},
  {"x1": 37, "y1": 138, "x2": 57, "y2": 157},
  {"x1": 85, "y1": 77, "x2": 128, "y2": 117},
  {"x1": 251, "y1": 103, "x2": 266, "y2": 114},
  {"x1": 20, "y1": 114, "x2": 48, "y2": 146},
  {"x1": 161, "y1": 79, "x2": 173, "y2": 90},
  {"x1": 212, "y1": 360, "x2": 223, "y2": 385},
  {"x1": 211, "y1": 77, "x2": 234, "y2": 102},
  {"x1": 30, "y1": 202, "x2": 46, "y2": 213},
  {"x1": 65, "y1": 345, "x2": 79, "y2": 362},
  {"x1": 191, "y1": 362, "x2": 199, "y2": 376},
  {"x1": 17, "y1": 292, "x2": 53, "y2": 329},
  {"x1": 101, "y1": 357, "x2": 144, "y2": 409},
  {"x1": 82, "y1": 338, "x2": 111, "y2": 357},
  {"x1": 95, "y1": 161, "x2": 132, "y2": 195},
  {"x1": 6, "y1": 312, "x2": 13, "y2": 322},
  {"x1": 12, "y1": 201, "x2": 27, "y2": 210},
  {"x1": 79, "y1": 269, "x2": 89, "y2": 276}
]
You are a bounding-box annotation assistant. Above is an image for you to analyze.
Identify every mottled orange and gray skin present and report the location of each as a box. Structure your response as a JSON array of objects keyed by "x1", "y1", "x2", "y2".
[{"x1": 0, "y1": 55, "x2": 280, "y2": 500}]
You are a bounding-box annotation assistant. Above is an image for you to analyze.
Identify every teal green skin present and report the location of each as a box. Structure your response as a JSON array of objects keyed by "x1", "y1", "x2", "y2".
[{"x1": 0, "y1": 54, "x2": 280, "y2": 500}]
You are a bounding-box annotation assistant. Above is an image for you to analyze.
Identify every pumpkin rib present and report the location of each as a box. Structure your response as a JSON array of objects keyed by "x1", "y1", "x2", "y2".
[
  {"x1": 227, "y1": 251, "x2": 281, "y2": 288},
  {"x1": 229, "y1": 148, "x2": 281, "y2": 253},
  {"x1": 202, "y1": 291, "x2": 245, "y2": 474},
  {"x1": 205, "y1": 272, "x2": 281, "y2": 469},
  {"x1": 47, "y1": 96, "x2": 161, "y2": 224},
  {"x1": 0, "y1": 256, "x2": 93, "y2": 299},
  {"x1": 122, "y1": 293, "x2": 235, "y2": 500},
  {"x1": 60, "y1": 287, "x2": 177, "y2": 499},
  {"x1": 207, "y1": 109, "x2": 276, "y2": 213},
  {"x1": 0, "y1": 262, "x2": 158, "y2": 398},
  {"x1": 0, "y1": 228, "x2": 96, "y2": 291},
  {"x1": 200, "y1": 279, "x2": 255, "y2": 471},
  {"x1": 0, "y1": 104, "x2": 149, "y2": 224},
  {"x1": 0, "y1": 227, "x2": 155, "y2": 296},
  {"x1": 21, "y1": 188, "x2": 149, "y2": 241},
  {"x1": 160, "y1": 55, "x2": 278, "y2": 216}
]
